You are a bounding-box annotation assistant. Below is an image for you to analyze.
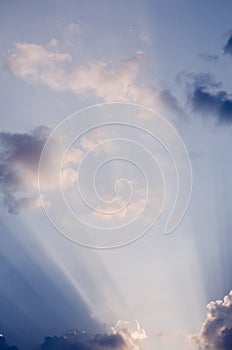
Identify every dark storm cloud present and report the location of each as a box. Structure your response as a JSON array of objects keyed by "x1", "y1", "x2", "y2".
[
  {"x1": 0, "y1": 126, "x2": 50, "y2": 213},
  {"x1": 188, "y1": 74, "x2": 232, "y2": 123},
  {"x1": 224, "y1": 34, "x2": 232, "y2": 57},
  {"x1": 190, "y1": 290, "x2": 232, "y2": 350},
  {"x1": 0, "y1": 335, "x2": 18, "y2": 350}
]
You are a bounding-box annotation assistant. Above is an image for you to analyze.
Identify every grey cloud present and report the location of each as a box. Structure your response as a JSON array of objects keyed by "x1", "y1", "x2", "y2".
[
  {"x1": 0, "y1": 320, "x2": 145, "y2": 350},
  {"x1": 0, "y1": 126, "x2": 50, "y2": 213},
  {"x1": 158, "y1": 89, "x2": 184, "y2": 116},
  {"x1": 37, "y1": 320, "x2": 146, "y2": 350},
  {"x1": 224, "y1": 34, "x2": 232, "y2": 57},
  {"x1": 190, "y1": 73, "x2": 222, "y2": 89},
  {"x1": 188, "y1": 75, "x2": 232, "y2": 123},
  {"x1": 91, "y1": 333, "x2": 125, "y2": 348},
  {"x1": 38, "y1": 331, "x2": 125, "y2": 350},
  {"x1": 0, "y1": 335, "x2": 18, "y2": 350},
  {"x1": 3, "y1": 194, "x2": 41, "y2": 214},
  {"x1": 190, "y1": 290, "x2": 232, "y2": 350},
  {"x1": 38, "y1": 335, "x2": 91, "y2": 350}
]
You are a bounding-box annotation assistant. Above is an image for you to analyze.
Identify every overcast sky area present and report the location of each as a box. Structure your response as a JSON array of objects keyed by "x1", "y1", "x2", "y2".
[{"x1": 1, "y1": 1, "x2": 232, "y2": 350}]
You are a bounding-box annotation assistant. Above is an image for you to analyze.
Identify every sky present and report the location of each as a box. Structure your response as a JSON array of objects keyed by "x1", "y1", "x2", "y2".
[{"x1": 1, "y1": 1, "x2": 232, "y2": 349}]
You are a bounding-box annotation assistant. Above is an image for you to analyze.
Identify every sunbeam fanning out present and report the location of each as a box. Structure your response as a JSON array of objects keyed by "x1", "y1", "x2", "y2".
[{"x1": 1, "y1": 1, "x2": 232, "y2": 350}]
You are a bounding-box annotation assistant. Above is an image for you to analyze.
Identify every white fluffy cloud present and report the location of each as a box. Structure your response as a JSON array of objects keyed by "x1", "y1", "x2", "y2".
[{"x1": 112, "y1": 320, "x2": 147, "y2": 350}]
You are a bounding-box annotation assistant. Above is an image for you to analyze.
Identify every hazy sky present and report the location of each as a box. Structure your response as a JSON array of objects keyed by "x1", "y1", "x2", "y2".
[{"x1": 1, "y1": 1, "x2": 232, "y2": 350}]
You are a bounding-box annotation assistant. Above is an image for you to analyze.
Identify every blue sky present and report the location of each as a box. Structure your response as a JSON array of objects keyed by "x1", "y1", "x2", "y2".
[{"x1": 1, "y1": 1, "x2": 232, "y2": 350}]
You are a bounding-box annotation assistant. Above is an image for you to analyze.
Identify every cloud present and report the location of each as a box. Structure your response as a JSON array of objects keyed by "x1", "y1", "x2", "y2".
[
  {"x1": 91, "y1": 333, "x2": 125, "y2": 348},
  {"x1": 190, "y1": 290, "x2": 232, "y2": 350},
  {"x1": 112, "y1": 320, "x2": 146, "y2": 350},
  {"x1": 224, "y1": 34, "x2": 232, "y2": 57},
  {"x1": 0, "y1": 125, "x2": 151, "y2": 216},
  {"x1": 0, "y1": 126, "x2": 50, "y2": 213},
  {"x1": 0, "y1": 335, "x2": 18, "y2": 350},
  {"x1": 158, "y1": 89, "x2": 183, "y2": 116},
  {"x1": 37, "y1": 321, "x2": 146, "y2": 350},
  {"x1": 188, "y1": 75, "x2": 232, "y2": 123},
  {"x1": 198, "y1": 53, "x2": 219, "y2": 62},
  {"x1": 3, "y1": 194, "x2": 42, "y2": 214},
  {"x1": 0, "y1": 321, "x2": 146, "y2": 350},
  {"x1": 6, "y1": 41, "x2": 144, "y2": 99},
  {"x1": 6, "y1": 40, "x2": 182, "y2": 114},
  {"x1": 37, "y1": 333, "x2": 123, "y2": 350},
  {"x1": 6, "y1": 41, "x2": 72, "y2": 90},
  {"x1": 0, "y1": 124, "x2": 88, "y2": 213}
]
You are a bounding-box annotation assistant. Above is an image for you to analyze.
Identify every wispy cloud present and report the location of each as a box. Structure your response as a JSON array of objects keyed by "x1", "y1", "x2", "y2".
[
  {"x1": 198, "y1": 53, "x2": 219, "y2": 62},
  {"x1": 6, "y1": 40, "x2": 182, "y2": 114},
  {"x1": 6, "y1": 41, "x2": 144, "y2": 99},
  {"x1": 6, "y1": 41, "x2": 72, "y2": 90}
]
